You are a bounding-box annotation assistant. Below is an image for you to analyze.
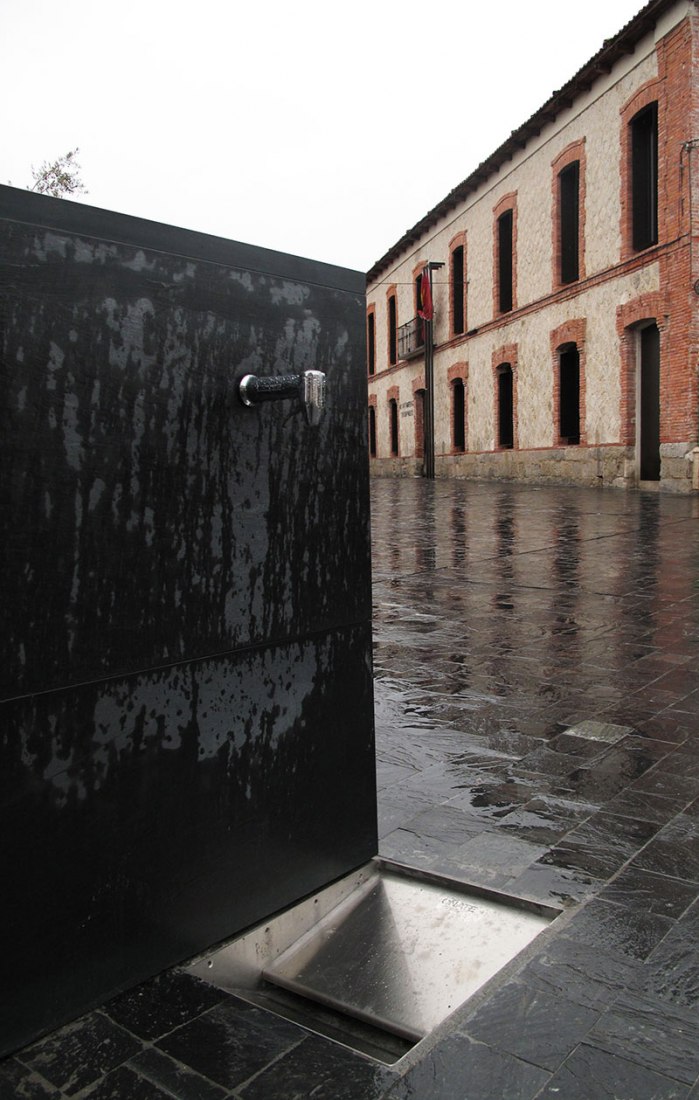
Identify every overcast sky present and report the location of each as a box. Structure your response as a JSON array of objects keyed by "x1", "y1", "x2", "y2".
[{"x1": 2, "y1": 0, "x2": 646, "y2": 272}]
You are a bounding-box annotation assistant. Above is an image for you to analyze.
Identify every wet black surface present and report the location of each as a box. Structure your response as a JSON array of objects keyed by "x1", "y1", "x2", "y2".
[
  {"x1": 2, "y1": 479, "x2": 699, "y2": 1097},
  {"x1": 0, "y1": 188, "x2": 375, "y2": 1055}
]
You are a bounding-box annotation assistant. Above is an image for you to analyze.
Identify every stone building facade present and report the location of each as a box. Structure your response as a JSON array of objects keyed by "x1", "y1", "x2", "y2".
[{"x1": 366, "y1": 0, "x2": 699, "y2": 490}]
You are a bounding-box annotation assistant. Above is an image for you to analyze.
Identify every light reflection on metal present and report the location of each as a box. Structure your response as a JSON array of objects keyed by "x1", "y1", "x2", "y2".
[
  {"x1": 238, "y1": 369, "x2": 326, "y2": 425},
  {"x1": 188, "y1": 859, "x2": 557, "y2": 1057}
]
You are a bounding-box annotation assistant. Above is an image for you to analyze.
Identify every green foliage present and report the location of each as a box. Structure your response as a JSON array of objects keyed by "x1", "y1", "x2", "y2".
[{"x1": 29, "y1": 148, "x2": 87, "y2": 198}]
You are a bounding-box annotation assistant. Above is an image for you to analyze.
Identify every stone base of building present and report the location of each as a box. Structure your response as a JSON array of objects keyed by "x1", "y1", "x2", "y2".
[{"x1": 370, "y1": 443, "x2": 697, "y2": 492}]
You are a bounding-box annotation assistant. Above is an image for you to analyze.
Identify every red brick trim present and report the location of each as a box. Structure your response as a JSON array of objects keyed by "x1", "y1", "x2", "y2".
[
  {"x1": 447, "y1": 361, "x2": 468, "y2": 453},
  {"x1": 492, "y1": 344, "x2": 518, "y2": 450},
  {"x1": 619, "y1": 78, "x2": 663, "y2": 261},
  {"x1": 551, "y1": 319, "x2": 587, "y2": 446},
  {"x1": 493, "y1": 193, "x2": 518, "y2": 317},
  {"x1": 617, "y1": 292, "x2": 667, "y2": 446},
  {"x1": 551, "y1": 139, "x2": 587, "y2": 288}
]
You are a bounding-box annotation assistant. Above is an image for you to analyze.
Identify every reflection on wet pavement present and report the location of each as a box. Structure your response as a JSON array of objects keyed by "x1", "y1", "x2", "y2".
[{"x1": 375, "y1": 481, "x2": 699, "y2": 1098}]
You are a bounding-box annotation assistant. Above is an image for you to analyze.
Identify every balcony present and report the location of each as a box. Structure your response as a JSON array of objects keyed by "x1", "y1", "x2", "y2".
[{"x1": 397, "y1": 316, "x2": 426, "y2": 361}]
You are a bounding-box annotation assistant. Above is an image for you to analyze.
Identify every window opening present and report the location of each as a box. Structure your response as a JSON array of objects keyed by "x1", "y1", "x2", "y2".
[
  {"x1": 497, "y1": 211, "x2": 513, "y2": 314},
  {"x1": 368, "y1": 406, "x2": 376, "y2": 457},
  {"x1": 559, "y1": 162, "x2": 579, "y2": 284},
  {"x1": 452, "y1": 379, "x2": 465, "y2": 452},
  {"x1": 451, "y1": 246, "x2": 464, "y2": 335},
  {"x1": 631, "y1": 103, "x2": 658, "y2": 251},
  {"x1": 389, "y1": 398, "x2": 399, "y2": 456},
  {"x1": 367, "y1": 313, "x2": 375, "y2": 376},
  {"x1": 388, "y1": 295, "x2": 397, "y2": 366},
  {"x1": 559, "y1": 346, "x2": 580, "y2": 444},
  {"x1": 497, "y1": 365, "x2": 514, "y2": 448}
]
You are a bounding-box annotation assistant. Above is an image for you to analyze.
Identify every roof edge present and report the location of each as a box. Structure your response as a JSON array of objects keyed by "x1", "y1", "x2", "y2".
[{"x1": 366, "y1": 0, "x2": 683, "y2": 286}]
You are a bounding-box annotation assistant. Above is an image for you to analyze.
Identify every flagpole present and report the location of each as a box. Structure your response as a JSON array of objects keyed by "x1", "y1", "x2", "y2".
[{"x1": 423, "y1": 262, "x2": 443, "y2": 480}]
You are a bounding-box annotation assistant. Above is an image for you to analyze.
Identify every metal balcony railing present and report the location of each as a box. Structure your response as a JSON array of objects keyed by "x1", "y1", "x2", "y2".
[{"x1": 397, "y1": 316, "x2": 426, "y2": 361}]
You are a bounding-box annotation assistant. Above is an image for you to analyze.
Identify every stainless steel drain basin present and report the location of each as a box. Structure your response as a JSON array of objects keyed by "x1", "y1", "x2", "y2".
[{"x1": 188, "y1": 860, "x2": 557, "y2": 1056}]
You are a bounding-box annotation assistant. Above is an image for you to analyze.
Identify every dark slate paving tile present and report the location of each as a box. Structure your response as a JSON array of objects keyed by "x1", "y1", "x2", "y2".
[
  {"x1": 103, "y1": 971, "x2": 228, "y2": 1041},
  {"x1": 19, "y1": 1012, "x2": 142, "y2": 1096},
  {"x1": 383, "y1": 1033, "x2": 548, "y2": 1100},
  {"x1": 561, "y1": 743, "x2": 664, "y2": 802},
  {"x1": 505, "y1": 862, "x2": 602, "y2": 907},
  {"x1": 589, "y1": 989, "x2": 699, "y2": 1084},
  {"x1": 129, "y1": 1048, "x2": 227, "y2": 1100},
  {"x1": 156, "y1": 1000, "x2": 304, "y2": 1092},
  {"x1": 563, "y1": 898, "x2": 675, "y2": 961},
  {"x1": 599, "y1": 866, "x2": 697, "y2": 919},
  {"x1": 398, "y1": 804, "x2": 491, "y2": 847},
  {"x1": 641, "y1": 899, "x2": 699, "y2": 1010},
  {"x1": 601, "y1": 788, "x2": 687, "y2": 826},
  {"x1": 518, "y1": 934, "x2": 643, "y2": 1010},
  {"x1": 629, "y1": 768, "x2": 699, "y2": 804},
  {"x1": 237, "y1": 1033, "x2": 396, "y2": 1100},
  {"x1": 437, "y1": 832, "x2": 548, "y2": 889},
  {"x1": 535, "y1": 1042, "x2": 691, "y2": 1099},
  {"x1": 460, "y1": 979, "x2": 599, "y2": 1072},
  {"x1": 632, "y1": 815, "x2": 699, "y2": 883},
  {"x1": 538, "y1": 811, "x2": 660, "y2": 878},
  {"x1": 0, "y1": 1057, "x2": 60, "y2": 1099},
  {"x1": 495, "y1": 795, "x2": 594, "y2": 845},
  {"x1": 79, "y1": 1065, "x2": 173, "y2": 1099}
]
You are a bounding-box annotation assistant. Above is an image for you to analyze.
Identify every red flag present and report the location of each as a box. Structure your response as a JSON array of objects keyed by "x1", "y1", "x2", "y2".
[{"x1": 417, "y1": 267, "x2": 433, "y2": 321}]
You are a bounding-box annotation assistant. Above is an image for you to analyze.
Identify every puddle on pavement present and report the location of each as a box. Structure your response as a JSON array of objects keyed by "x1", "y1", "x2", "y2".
[{"x1": 187, "y1": 859, "x2": 558, "y2": 1064}]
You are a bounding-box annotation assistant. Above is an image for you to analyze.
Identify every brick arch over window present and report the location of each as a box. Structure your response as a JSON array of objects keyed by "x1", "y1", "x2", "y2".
[
  {"x1": 620, "y1": 78, "x2": 663, "y2": 260},
  {"x1": 617, "y1": 292, "x2": 668, "y2": 446},
  {"x1": 551, "y1": 139, "x2": 587, "y2": 287},
  {"x1": 492, "y1": 344, "x2": 518, "y2": 450},
  {"x1": 447, "y1": 362, "x2": 468, "y2": 453},
  {"x1": 551, "y1": 319, "x2": 587, "y2": 446}
]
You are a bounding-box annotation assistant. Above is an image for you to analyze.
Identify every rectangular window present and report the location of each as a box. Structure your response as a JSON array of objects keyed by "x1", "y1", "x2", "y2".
[
  {"x1": 389, "y1": 398, "x2": 399, "y2": 455},
  {"x1": 497, "y1": 211, "x2": 513, "y2": 314},
  {"x1": 368, "y1": 406, "x2": 376, "y2": 457},
  {"x1": 497, "y1": 366, "x2": 514, "y2": 448},
  {"x1": 559, "y1": 162, "x2": 579, "y2": 284},
  {"x1": 451, "y1": 246, "x2": 464, "y2": 335},
  {"x1": 452, "y1": 378, "x2": 465, "y2": 452},
  {"x1": 367, "y1": 312, "x2": 375, "y2": 375},
  {"x1": 559, "y1": 346, "x2": 580, "y2": 444},
  {"x1": 388, "y1": 295, "x2": 397, "y2": 366},
  {"x1": 631, "y1": 103, "x2": 658, "y2": 251}
]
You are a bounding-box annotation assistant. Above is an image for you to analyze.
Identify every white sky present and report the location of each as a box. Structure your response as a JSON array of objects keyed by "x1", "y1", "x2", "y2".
[{"x1": 2, "y1": 0, "x2": 646, "y2": 272}]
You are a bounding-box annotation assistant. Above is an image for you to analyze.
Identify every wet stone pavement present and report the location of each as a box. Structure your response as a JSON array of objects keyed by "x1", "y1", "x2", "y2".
[{"x1": 3, "y1": 479, "x2": 699, "y2": 1099}]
